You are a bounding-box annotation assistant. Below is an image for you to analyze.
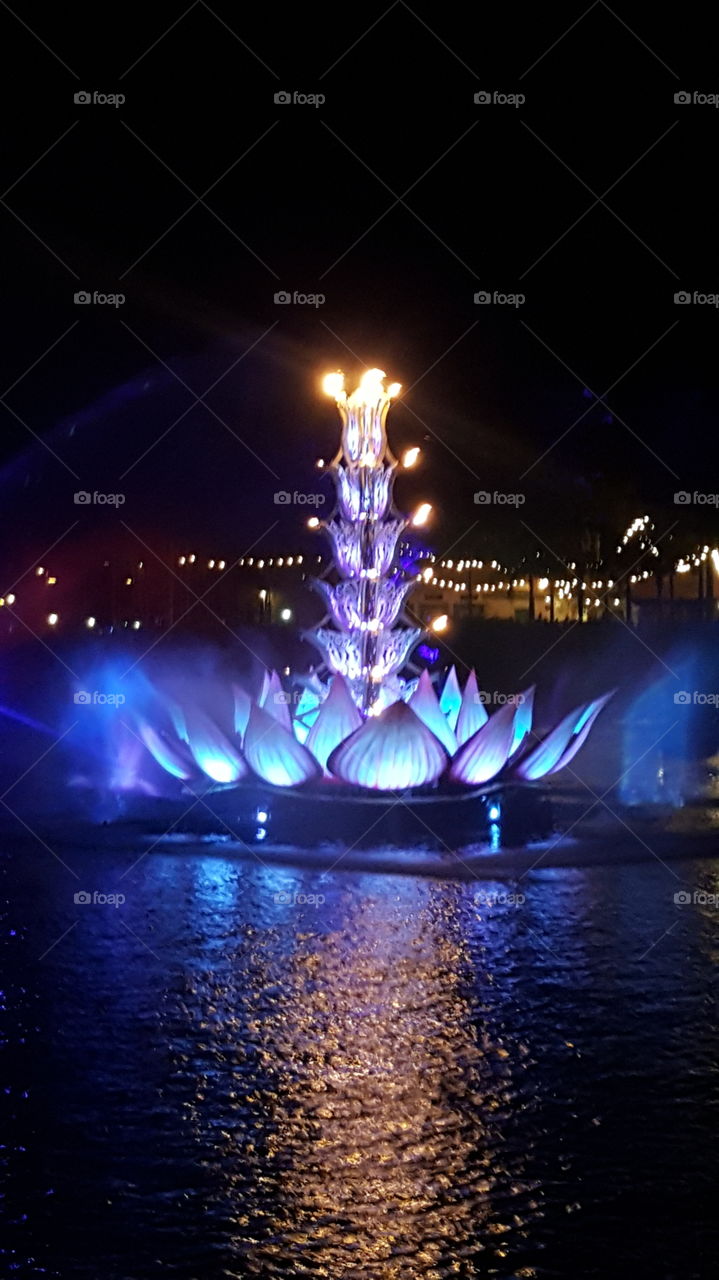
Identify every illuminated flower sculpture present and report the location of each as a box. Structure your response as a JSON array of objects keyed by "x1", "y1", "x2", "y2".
[{"x1": 131, "y1": 370, "x2": 611, "y2": 794}]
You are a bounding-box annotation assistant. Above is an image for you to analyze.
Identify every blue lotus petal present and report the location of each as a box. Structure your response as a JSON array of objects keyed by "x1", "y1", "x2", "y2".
[
  {"x1": 509, "y1": 686, "x2": 535, "y2": 756},
  {"x1": 184, "y1": 709, "x2": 247, "y2": 783},
  {"x1": 244, "y1": 702, "x2": 321, "y2": 787},
  {"x1": 137, "y1": 721, "x2": 196, "y2": 781},
  {"x1": 232, "y1": 683, "x2": 252, "y2": 738},
  {"x1": 449, "y1": 701, "x2": 517, "y2": 785},
  {"x1": 515, "y1": 692, "x2": 612, "y2": 780},
  {"x1": 439, "y1": 665, "x2": 462, "y2": 731}
]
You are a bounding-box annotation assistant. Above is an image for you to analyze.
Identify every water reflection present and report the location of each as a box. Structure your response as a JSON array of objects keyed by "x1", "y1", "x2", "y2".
[
  {"x1": 5, "y1": 847, "x2": 719, "y2": 1279},
  {"x1": 175, "y1": 873, "x2": 540, "y2": 1277}
]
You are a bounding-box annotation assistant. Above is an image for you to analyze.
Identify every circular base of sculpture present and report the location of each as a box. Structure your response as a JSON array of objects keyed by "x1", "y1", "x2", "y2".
[{"x1": 98, "y1": 781, "x2": 554, "y2": 849}]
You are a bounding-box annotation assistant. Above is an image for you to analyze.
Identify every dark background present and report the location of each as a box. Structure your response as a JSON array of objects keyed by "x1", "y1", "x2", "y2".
[{"x1": 0, "y1": 0, "x2": 717, "y2": 575}]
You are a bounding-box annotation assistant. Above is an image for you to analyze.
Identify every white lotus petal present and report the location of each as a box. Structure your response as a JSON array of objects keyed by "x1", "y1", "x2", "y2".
[
  {"x1": 244, "y1": 702, "x2": 321, "y2": 787},
  {"x1": 232, "y1": 683, "x2": 252, "y2": 738},
  {"x1": 184, "y1": 708, "x2": 247, "y2": 783},
  {"x1": 306, "y1": 674, "x2": 362, "y2": 773},
  {"x1": 137, "y1": 721, "x2": 195, "y2": 781},
  {"x1": 258, "y1": 668, "x2": 272, "y2": 707},
  {"x1": 455, "y1": 669, "x2": 489, "y2": 745},
  {"x1": 408, "y1": 669, "x2": 458, "y2": 755},
  {"x1": 259, "y1": 669, "x2": 293, "y2": 731},
  {"x1": 516, "y1": 693, "x2": 612, "y2": 780},
  {"x1": 169, "y1": 700, "x2": 188, "y2": 743},
  {"x1": 439, "y1": 665, "x2": 462, "y2": 731},
  {"x1": 328, "y1": 700, "x2": 448, "y2": 790},
  {"x1": 449, "y1": 701, "x2": 517, "y2": 785}
]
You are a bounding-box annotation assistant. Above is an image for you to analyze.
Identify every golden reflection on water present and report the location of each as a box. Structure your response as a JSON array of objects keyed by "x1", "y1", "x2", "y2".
[{"x1": 209, "y1": 877, "x2": 541, "y2": 1278}]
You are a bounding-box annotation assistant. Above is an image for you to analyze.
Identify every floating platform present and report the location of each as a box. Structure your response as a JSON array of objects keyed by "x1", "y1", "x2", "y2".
[{"x1": 86, "y1": 780, "x2": 554, "y2": 850}]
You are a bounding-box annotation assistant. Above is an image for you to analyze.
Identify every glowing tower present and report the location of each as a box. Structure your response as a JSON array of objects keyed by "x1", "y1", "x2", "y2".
[{"x1": 309, "y1": 370, "x2": 422, "y2": 716}]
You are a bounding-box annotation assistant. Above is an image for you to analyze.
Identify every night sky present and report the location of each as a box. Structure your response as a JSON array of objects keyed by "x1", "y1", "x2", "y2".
[{"x1": 1, "y1": 1, "x2": 717, "y2": 574}]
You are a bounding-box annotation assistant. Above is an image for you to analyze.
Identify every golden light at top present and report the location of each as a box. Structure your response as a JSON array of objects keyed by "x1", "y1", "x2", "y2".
[{"x1": 322, "y1": 368, "x2": 401, "y2": 406}]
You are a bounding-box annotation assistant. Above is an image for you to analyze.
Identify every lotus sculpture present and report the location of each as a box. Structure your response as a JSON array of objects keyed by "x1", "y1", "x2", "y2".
[
  {"x1": 123, "y1": 366, "x2": 610, "y2": 798},
  {"x1": 130, "y1": 663, "x2": 611, "y2": 793}
]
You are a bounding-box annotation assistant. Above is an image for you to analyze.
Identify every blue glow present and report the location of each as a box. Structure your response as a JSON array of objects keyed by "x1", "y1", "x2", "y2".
[
  {"x1": 488, "y1": 803, "x2": 501, "y2": 821},
  {"x1": 194, "y1": 753, "x2": 238, "y2": 783},
  {"x1": 255, "y1": 826, "x2": 267, "y2": 841},
  {"x1": 255, "y1": 808, "x2": 269, "y2": 823},
  {"x1": 417, "y1": 644, "x2": 440, "y2": 663}
]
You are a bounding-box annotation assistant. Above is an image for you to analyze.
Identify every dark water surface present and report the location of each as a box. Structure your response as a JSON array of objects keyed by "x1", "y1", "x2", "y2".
[{"x1": 2, "y1": 843, "x2": 718, "y2": 1278}]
